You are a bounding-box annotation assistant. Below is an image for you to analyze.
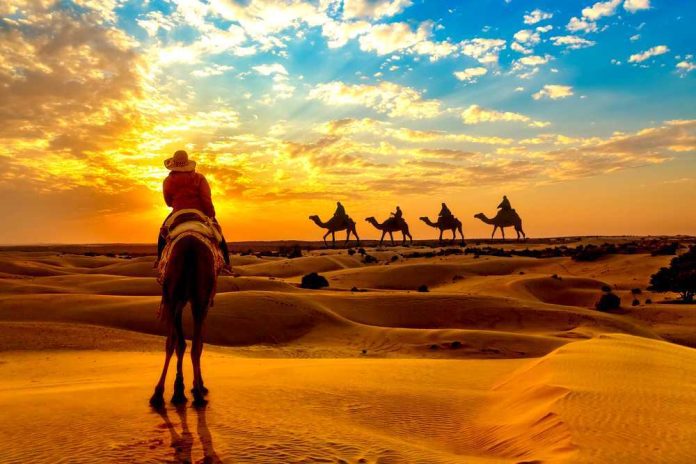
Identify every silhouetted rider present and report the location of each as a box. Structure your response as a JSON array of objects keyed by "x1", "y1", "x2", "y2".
[
  {"x1": 497, "y1": 195, "x2": 512, "y2": 212},
  {"x1": 439, "y1": 202, "x2": 453, "y2": 221}
]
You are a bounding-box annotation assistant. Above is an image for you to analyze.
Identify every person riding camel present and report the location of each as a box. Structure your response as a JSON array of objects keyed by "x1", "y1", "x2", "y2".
[
  {"x1": 333, "y1": 201, "x2": 347, "y2": 226},
  {"x1": 438, "y1": 202, "x2": 453, "y2": 222},
  {"x1": 497, "y1": 195, "x2": 512, "y2": 212},
  {"x1": 156, "y1": 150, "x2": 230, "y2": 269},
  {"x1": 390, "y1": 206, "x2": 403, "y2": 226}
]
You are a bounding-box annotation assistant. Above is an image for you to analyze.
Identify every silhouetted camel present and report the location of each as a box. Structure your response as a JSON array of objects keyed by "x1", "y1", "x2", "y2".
[
  {"x1": 365, "y1": 216, "x2": 412, "y2": 246},
  {"x1": 150, "y1": 235, "x2": 215, "y2": 408},
  {"x1": 309, "y1": 214, "x2": 360, "y2": 247},
  {"x1": 474, "y1": 210, "x2": 526, "y2": 240},
  {"x1": 419, "y1": 216, "x2": 465, "y2": 245}
]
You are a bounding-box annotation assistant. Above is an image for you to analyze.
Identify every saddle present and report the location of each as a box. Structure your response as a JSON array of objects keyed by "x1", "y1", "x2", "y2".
[{"x1": 162, "y1": 209, "x2": 222, "y2": 243}]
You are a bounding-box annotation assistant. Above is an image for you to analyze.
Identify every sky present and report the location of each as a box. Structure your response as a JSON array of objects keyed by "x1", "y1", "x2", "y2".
[{"x1": 0, "y1": 0, "x2": 694, "y2": 244}]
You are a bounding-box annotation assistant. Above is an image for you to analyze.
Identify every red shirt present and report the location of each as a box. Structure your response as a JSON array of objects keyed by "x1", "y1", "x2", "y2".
[{"x1": 163, "y1": 171, "x2": 215, "y2": 218}]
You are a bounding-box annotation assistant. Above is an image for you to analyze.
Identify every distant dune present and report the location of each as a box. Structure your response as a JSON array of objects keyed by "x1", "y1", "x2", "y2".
[{"x1": 1, "y1": 236, "x2": 695, "y2": 462}]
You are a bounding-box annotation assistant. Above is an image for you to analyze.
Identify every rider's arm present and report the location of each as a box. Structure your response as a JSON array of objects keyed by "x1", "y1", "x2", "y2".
[
  {"x1": 163, "y1": 177, "x2": 173, "y2": 207},
  {"x1": 198, "y1": 174, "x2": 216, "y2": 218}
]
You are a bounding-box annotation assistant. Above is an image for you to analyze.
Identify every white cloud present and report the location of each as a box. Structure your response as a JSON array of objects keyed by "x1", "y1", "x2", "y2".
[
  {"x1": 624, "y1": 0, "x2": 650, "y2": 13},
  {"x1": 628, "y1": 45, "x2": 669, "y2": 63},
  {"x1": 454, "y1": 67, "x2": 488, "y2": 82},
  {"x1": 533, "y1": 84, "x2": 574, "y2": 100},
  {"x1": 192, "y1": 63, "x2": 234, "y2": 77},
  {"x1": 676, "y1": 60, "x2": 695, "y2": 75},
  {"x1": 630, "y1": 34, "x2": 640, "y2": 41},
  {"x1": 343, "y1": 0, "x2": 413, "y2": 19},
  {"x1": 524, "y1": 9, "x2": 553, "y2": 25},
  {"x1": 551, "y1": 35, "x2": 596, "y2": 50},
  {"x1": 309, "y1": 81, "x2": 441, "y2": 119},
  {"x1": 582, "y1": 0, "x2": 621, "y2": 21},
  {"x1": 252, "y1": 63, "x2": 288, "y2": 76},
  {"x1": 514, "y1": 29, "x2": 541, "y2": 45},
  {"x1": 511, "y1": 42, "x2": 532, "y2": 54},
  {"x1": 460, "y1": 38, "x2": 506, "y2": 64},
  {"x1": 321, "y1": 19, "x2": 371, "y2": 48},
  {"x1": 461, "y1": 104, "x2": 548, "y2": 127},
  {"x1": 357, "y1": 21, "x2": 456, "y2": 60},
  {"x1": 516, "y1": 55, "x2": 550, "y2": 66},
  {"x1": 566, "y1": 16, "x2": 598, "y2": 33}
]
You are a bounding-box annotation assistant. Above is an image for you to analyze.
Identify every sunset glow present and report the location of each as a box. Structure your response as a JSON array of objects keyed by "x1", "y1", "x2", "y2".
[{"x1": 1, "y1": 0, "x2": 694, "y2": 243}]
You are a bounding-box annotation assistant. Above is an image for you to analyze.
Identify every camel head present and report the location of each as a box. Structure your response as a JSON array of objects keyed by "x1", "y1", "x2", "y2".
[
  {"x1": 365, "y1": 216, "x2": 376, "y2": 222},
  {"x1": 474, "y1": 213, "x2": 485, "y2": 220},
  {"x1": 308, "y1": 215, "x2": 319, "y2": 221},
  {"x1": 418, "y1": 216, "x2": 430, "y2": 223}
]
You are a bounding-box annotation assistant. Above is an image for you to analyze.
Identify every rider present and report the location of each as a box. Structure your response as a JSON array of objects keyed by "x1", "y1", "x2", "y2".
[
  {"x1": 438, "y1": 202, "x2": 453, "y2": 222},
  {"x1": 390, "y1": 206, "x2": 403, "y2": 225},
  {"x1": 497, "y1": 195, "x2": 512, "y2": 212},
  {"x1": 156, "y1": 150, "x2": 230, "y2": 268}
]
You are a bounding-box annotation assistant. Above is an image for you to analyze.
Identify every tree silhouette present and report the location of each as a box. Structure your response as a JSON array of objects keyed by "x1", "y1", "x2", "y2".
[{"x1": 649, "y1": 246, "x2": 696, "y2": 303}]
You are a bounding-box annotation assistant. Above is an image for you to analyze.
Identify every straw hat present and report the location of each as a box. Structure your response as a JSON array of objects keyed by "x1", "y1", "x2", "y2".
[{"x1": 164, "y1": 150, "x2": 196, "y2": 172}]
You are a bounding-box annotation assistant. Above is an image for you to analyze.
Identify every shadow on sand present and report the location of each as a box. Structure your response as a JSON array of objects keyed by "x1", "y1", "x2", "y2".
[{"x1": 155, "y1": 405, "x2": 221, "y2": 463}]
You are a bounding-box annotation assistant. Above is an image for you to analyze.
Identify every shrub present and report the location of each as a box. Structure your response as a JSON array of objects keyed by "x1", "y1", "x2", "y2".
[
  {"x1": 645, "y1": 298, "x2": 653, "y2": 304},
  {"x1": 632, "y1": 299, "x2": 640, "y2": 306},
  {"x1": 300, "y1": 272, "x2": 329, "y2": 289},
  {"x1": 649, "y1": 246, "x2": 696, "y2": 303},
  {"x1": 347, "y1": 248, "x2": 356, "y2": 255},
  {"x1": 417, "y1": 285, "x2": 429, "y2": 292},
  {"x1": 363, "y1": 254, "x2": 378, "y2": 264},
  {"x1": 631, "y1": 288, "x2": 642, "y2": 295},
  {"x1": 596, "y1": 292, "x2": 621, "y2": 311},
  {"x1": 651, "y1": 242, "x2": 679, "y2": 256}
]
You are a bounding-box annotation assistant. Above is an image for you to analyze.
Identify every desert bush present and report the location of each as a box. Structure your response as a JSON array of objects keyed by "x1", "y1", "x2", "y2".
[
  {"x1": 651, "y1": 242, "x2": 679, "y2": 256},
  {"x1": 632, "y1": 299, "x2": 640, "y2": 306},
  {"x1": 300, "y1": 272, "x2": 329, "y2": 289},
  {"x1": 596, "y1": 292, "x2": 621, "y2": 311},
  {"x1": 347, "y1": 248, "x2": 356, "y2": 255},
  {"x1": 649, "y1": 246, "x2": 696, "y2": 303},
  {"x1": 631, "y1": 288, "x2": 642, "y2": 295},
  {"x1": 363, "y1": 254, "x2": 378, "y2": 264},
  {"x1": 417, "y1": 285, "x2": 429, "y2": 292}
]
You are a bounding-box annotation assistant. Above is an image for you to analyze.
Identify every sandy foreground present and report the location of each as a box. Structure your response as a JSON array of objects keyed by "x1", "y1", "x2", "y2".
[{"x1": 1, "y1": 238, "x2": 696, "y2": 463}]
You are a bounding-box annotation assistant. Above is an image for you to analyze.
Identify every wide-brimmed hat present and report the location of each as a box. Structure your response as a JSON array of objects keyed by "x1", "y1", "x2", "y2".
[{"x1": 164, "y1": 150, "x2": 196, "y2": 172}]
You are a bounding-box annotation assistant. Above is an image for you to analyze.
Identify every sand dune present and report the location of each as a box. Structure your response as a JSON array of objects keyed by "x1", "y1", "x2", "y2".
[{"x1": 1, "y1": 239, "x2": 695, "y2": 462}]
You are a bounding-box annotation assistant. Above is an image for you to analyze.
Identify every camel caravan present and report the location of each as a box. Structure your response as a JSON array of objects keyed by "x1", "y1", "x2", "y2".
[{"x1": 309, "y1": 195, "x2": 526, "y2": 247}]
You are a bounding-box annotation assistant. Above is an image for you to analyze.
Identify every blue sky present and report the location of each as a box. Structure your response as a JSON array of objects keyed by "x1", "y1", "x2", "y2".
[{"x1": 0, "y1": 0, "x2": 694, "y2": 242}]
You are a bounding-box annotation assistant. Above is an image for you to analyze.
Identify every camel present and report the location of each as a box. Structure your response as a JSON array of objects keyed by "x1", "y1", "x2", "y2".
[
  {"x1": 419, "y1": 216, "x2": 465, "y2": 245},
  {"x1": 150, "y1": 234, "x2": 216, "y2": 408},
  {"x1": 309, "y1": 215, "x2": 360, "y2": 247},
  {"x1": 365, "y1": 216, "x2": 413, "y2": 246},
  {"x1": 474, "y1": 209, "x2": 526, "y2": 240}
]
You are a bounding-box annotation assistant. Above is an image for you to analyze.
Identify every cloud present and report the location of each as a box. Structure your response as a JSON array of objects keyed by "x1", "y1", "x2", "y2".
[
  {"x1": 624, "y1": 0, "x2": 650, "y2": 13},
  {"x1": 460, "y1": 38, "x2": 507, "y2": 64},
  {"x1": 524, "y1": 9, "x2": 553, "y2": 25},
  {"x1": 308, "y1": 81, "x2": 442, "y2": 119},
  {"x1": 453, "y1": 67, "x2": 488, "y2": 82},
  {"x1": 566, "y1": 17, "x2": 598, "y2": 33},
  {"x1": 192, "y1": 63, "x2": 234, "y2": 77},
  {"x1": 628, "y1": 45, "x2": 669, "y2": 63},
  {"x1": 550, "y1": 35, "x2": 596, "y2": 50},
  {"x1": 532, "y1": 84, "x2": 574, "y2": 100},
  {"x1": 461, "y1": 105, "x2": 548, "y2": 127},
  {"x1": 321, "y1": 19, "x2": 371, "y2": 48},
  {"x1": 342, "y1": 0, "x2": 413, "y2": 19},
  {"x1": 358, "y1": 21, "x2": 456, "y2": 60},
  {"x1": 676, "y1": 60, "x2": 696, "y2": 75},
  {"x1": 252, "y1": 63, "x2": 289, "y2": 76},
  {"x1": 582, "y1": 0, "x2": 621, "y2": 21}
]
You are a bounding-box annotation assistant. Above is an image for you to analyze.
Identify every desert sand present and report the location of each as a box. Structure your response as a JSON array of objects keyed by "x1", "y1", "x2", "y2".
[{"x1": 1, "y1": 237, "x2": 696, "y2": 463}]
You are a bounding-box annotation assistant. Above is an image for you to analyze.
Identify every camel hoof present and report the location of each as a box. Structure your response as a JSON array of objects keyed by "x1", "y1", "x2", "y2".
[
  {"x1": 191, "y1": 385, "x2": 209, "y2": 395},
  {"x1": 171, "y1": 392, "x2": 188, "y2": 405},
  {"x1": 192, "y1": 388, "x2": 208, "y2": 407},
  {"x1": 149, "y1": 391, "x2": 165, "y2": 409}
]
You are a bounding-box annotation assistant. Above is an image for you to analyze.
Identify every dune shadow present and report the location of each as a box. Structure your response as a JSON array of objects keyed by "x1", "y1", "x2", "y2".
[{"x1": 155, "y1": 405, "x2": 221, "y2": 463}]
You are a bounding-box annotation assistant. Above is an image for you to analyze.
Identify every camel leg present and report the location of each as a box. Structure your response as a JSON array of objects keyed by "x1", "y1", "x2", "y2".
[
  {"x1": 379, "y1": 231, "x2": 385, "y2": 246},
  {"x1": 322, "y1": 230, "x2": 330, "y2": 247},
  {"x1": 331, "y1": 231, "x2": 336, "y2": 248},
  {"x1": 501, "y1": 227, "x2": 505, "y2": 240},
  {"x1": 438, "y1": 229, "x2": 443, "y2": 242},
  {"x1": 150, "y1": 322, "x2": 176, "y2": 408},
  {"x1": 171, "y1": 307, "x2": 188, "y2": 405},
  {"x1": 353, "y1": 226, "x2": 360, "y2": 246},
  {"x1": 451, "y1": 228, "x2": 456, "y2": 242},
  {"x1": 459, "y1": 225, "x2": 465, "y2": 246},
  {"x1": 191, "y1": 307, "x2": 208, "y2": 407},
  {"x1": 389, "y1": 231, "x2": 395, "y2": 246},
  {"x1": 491, "y1": 226, "x2": 497, "y2": 239}
]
